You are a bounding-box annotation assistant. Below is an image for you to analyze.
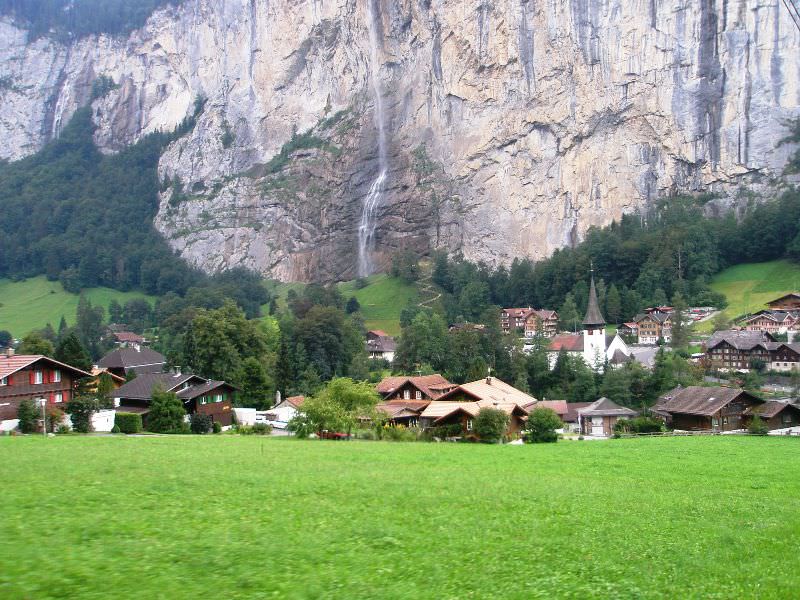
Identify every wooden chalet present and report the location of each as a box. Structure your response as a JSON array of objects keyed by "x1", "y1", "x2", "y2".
[
  {"x1": 365, "y1": 330, "x2": 396, "y2": 363},
  {"x1": 704, "y1": 330, "x2": 778, "y2": 371},
  {"x1": 375, "y1": 400, "x2": 430, "y2": 427},
  {"x1": 0, "y1": 350, "x2": 91, "y2": 431},
  {"x1": 743, "y1": 401, "x2": 800, "y2": 430},
  {"x1": 419, "y1": 400, "x2": 529, "y2": 439},
  {"x1": 767, "y1": 292, "x2": 800, "y2": 311},
  {"x1": 635, "y1": 311, "x2": 672, "y2": 344},
  {"x1": 113, "y1": 370, "x2": 236, "y2": 427},
  {"x1": 577, "y1": 398, "x2": 638, "y2": 436},
  {"x1": 740, "y1": 311, "x2": 798, "y2": 334},
  {"x1": 376, "y1": 374, "x2": 456, "y2": 401},
  {"x1": 500, "y1": 308, "x2": 558, "y2": 337},
  {"x1": 653, "y1": 386, "x2": 763, "y2": 432}
]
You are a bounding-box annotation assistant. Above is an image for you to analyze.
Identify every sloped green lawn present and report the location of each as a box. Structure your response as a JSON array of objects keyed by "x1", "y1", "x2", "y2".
[
  {"x1": 339, "y1": 274, "x2": 419, "y2": 335},
  {"x1": 1, "y1": 435, "x2": 798, "y2": 598},
  {"x1": 0, "y1": 276, "x2": 155, "y2": 337}
]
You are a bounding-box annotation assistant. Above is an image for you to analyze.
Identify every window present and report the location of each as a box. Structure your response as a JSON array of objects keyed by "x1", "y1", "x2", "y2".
[
  {"x1": 712, "y1": 418, "x2": 719, "y2": 427},
  {"x1": 722, "y1": 417, "x2": 729, "y2": 425},
  {"x1": 415, "y1": 390, "x2": 422, "y2": 400},
  {"x1": 215, "y1": 394, "x2": 223, "y2": 403},
  {"x1": 34, "y1": 371, "x2": 43, "y2": 384},
  {"x1": 466, "y1": 419, "x2": 473, "y2": 431},
  {"x1": 54, "y1": 393, "x2": 63, "y2": 403},
  {"x1": 782, "y1": 413, "x2": 792, "y2": 424},
  {"x1": 403, "y1": 389, "x2": 410, "y2": 400},
  {"x1": 52, "y1": 370, "x2": 61, "y2": 383},
  {"x1": 0, "y1": 377, "x2": 6, "y2": 386}
]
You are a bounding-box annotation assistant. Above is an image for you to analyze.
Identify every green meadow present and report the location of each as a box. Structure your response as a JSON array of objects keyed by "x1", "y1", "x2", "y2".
[
  {"x1": 1, "y1": 436, "x2": 798, "y2": 598},
  {"x1": 0, "y1": 276, "x2": 156, "y2": 337}
]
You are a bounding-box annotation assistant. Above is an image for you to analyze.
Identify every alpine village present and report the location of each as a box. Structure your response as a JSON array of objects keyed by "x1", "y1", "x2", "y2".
[{"x1": 1, "y1": 0, "x2": 800, "y2": 598}]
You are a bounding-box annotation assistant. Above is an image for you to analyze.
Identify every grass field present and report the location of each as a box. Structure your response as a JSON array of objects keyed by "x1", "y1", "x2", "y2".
[
  {"x1": 1, "y1": 436, "x2": 798, "y2": 598},
  {"x1": 695, "y1": 259, "x2": 800, "y2": 333},
  {"x1": 0, "y1": 277, "x2": 156, "y2": 338}
]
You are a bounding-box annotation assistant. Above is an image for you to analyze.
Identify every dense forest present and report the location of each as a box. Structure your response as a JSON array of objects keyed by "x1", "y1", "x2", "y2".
[{"x1": 0, "y1": 0, "x2": 183, "y2": 39}]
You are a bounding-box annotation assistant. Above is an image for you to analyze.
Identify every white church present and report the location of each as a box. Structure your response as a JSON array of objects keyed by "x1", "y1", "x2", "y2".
[{"x1": 545, "y1": 273, "x2": 631, "y2": 371}]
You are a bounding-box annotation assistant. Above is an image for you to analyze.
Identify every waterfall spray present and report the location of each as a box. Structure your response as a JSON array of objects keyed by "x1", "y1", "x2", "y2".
[{"x1": 357, "y1": 0, "x2": 388, "y2": 278}]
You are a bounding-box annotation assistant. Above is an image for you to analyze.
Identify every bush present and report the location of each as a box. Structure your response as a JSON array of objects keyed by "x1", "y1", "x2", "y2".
[
  {"x1": 238, "y1": 423, "x2": 273, "y2": 435},
  {"x1": 190, "y1": 413, "x2": 212, "y2": 434},
  {"x1": 474, "y1": 408, "x2": 510, "y2": 443},
  {"x1": 382, "y1": 425, "x2": 418, "y2": 442},
  {"x1": 57, "y1": 423, "x2": 71, "y2": 434},
  {"x1": 525, "y1": 407, "x2": 561, "y2": 444},
  {"x1": 147, "y1": 389, "x2": 187, "y2": 433},
  {"x1": 66, "y1": 396, "x2": 98, "y2": 433},
  {"x1": 17, "y1": 399, "x2": 39, "y2": 433},
  {"x1": 614, "y1": 416, "x2": 665, "y2": 434},
  {"x1": 212, "y1": 421, "x2": 222, "y2": 434},
  {"x1": 114, "y1": 412, "x2": 143, "y2": 434},
  {"x1": 749, "y1": 415, "x2": 769, "y2": 435},
  {"x1": 46, "y1": 407, "x2": 65, "y2": 433},
  {"x1": 111, "y1": 425, "x2": 121, "y2": 434}
]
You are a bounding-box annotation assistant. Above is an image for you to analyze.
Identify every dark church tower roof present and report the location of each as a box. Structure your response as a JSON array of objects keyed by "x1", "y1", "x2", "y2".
[{"x1": 583, "y1": 273, "x2": 606, "y2": 327}]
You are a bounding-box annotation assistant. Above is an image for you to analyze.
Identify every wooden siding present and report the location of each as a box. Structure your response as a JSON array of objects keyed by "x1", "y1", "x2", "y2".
[{"x1": 0, "y1": 366, "x2": 79, "y2": 421}]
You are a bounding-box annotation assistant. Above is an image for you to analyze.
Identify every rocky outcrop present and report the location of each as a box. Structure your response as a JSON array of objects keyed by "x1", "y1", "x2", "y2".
[{"x1": 0, "y1": 0, "x2": 798, "y2": 281}]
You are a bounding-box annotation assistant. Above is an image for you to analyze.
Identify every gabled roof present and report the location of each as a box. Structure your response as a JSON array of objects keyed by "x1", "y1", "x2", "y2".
[
  {"x1": 549, "y1": 334, "x2": 585, "y2": 352},
  {"x1": 743, "y1": 401, "x2": 800, "y2": 419},
  {"x1": 654, "y1": 386, "x2": 761, "y2": 417},
  {"x1": 563, "y1": 402, "x2": 593, "y2": 422},
  {"x1": 114, "y1": 331, "x2": 145, "y2": 344},
  {"x1": 375, "y1": 402, "x2": 426, "y2": 418},
  {"x1": 522, "y1": 399, "x2": 568, "y2": 416},
  {"x1": 368, "y1": 330, "x2": 390, "y2": 337},
  {"x1": 113, "y1": 372, "x2": 204, "y2": 401},
  {"x1": 767, "y1": 292, "x2": 800, "y2": 306},
  {"x1": 577, "y1": 397, "x2": 638, "y2": 417},
  {"x1": 90, "y1": 367, "x2": 126, "y2": 384},
  {"x1": 286, "y1": 395, "x2": 305, "y2": 408},
  {"x1": 176, "y1": 380, "x2": 236, "y2": 400},
  {"x1": 97, "y1": 347, "x2": 166, "y2": 372},
  {"x1": 436, "y1": 377, "x2": 538, "y2": 406},
  {"x1": 0, "y1": 354, "x2": 91, "y2": 380},
  {"x1": 420, "y1": 401, "x2": 479, "y2": 420},
  {"x1": 366, "y1": 336, "x2": 396, "y2": 353},
  {"x1": 706, "y1": 330, "x2": 777, "y2": 351},
  {"x1": 376, "y1": 374, "x2": 455, "y2": 399}
]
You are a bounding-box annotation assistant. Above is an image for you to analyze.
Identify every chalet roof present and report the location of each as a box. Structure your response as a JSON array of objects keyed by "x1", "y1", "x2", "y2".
[
  {"x1": 176, "y1": 380, "x2": 236, "y2": 400},
  {"x1": 706, "y1": 330, "x2": 777, "y2": 351},
  {"x1": 583, "y1": 274, "x2": 606, "y2": 327},
  {"x1": 368, "y1": 330, "x2": 390, "y2": 337},
  {"x1": 114, "y1": 331, "x2": 145, "y2": 344},
  {"x1": 366, "y1": 336, "x2": 396, "y2": 353},
  {"x1": 113, "y1": 372, "x2": 204, "y2": 401},
  {"x1": 376, "y1": 374, "x2": 455, "y2": 399},
  {"x1": 534, "y1": 310, "x2": 558, "y2": 320},
  {"x1": 654, "y1": 385, "x2": 761, "y2": 417},
  {"x1": 743, "y1": 400, "x2": 800, "y2": 419},
  {"x1": 97, "y1": 347, "x2": 166, "y2": 372},
  {"x1": 286, "y1": 396, "x2": 305, "y2": 408},
  {"x1": 563, "y1": 402, "x2": 593, "y2": 422},
  {"x1": 577, "y1": 397, "x2": 638, "y2": 417},
  {"x1": 0, "y1": 354, "x2": 91, "y2": 380},
  {"x1": 522, "y1": 399, "x2": 569, "y2": 416},
  {"x1": 640, "y1": 312, "x2": 671, "y2": 324},
  {"x1": 420, "y1": 400, "x2": 527, "y2": 424},
  {"x1": 620, "y1": 322, "x2": 639, "y2": 330},
  {"x1": 548, "y1": 333, "x2": 618, "y2": 353},
  {"x1": 502, "y1": 308, "x2": 533, "y2": 318},
  {"x1": 609, "y1": 349, "x2": 633, "y2": 365},
  {"x1": 90, "y1": 367, "x2": 126, "y2": 384},
  {"x1": 436, "y1": 377, "x2": 538, "y2": 406},
  {"x1": 376, "y1": 402, "x2": 426, "y2": 418},
  {"x1": 768, "y1": 292, "x2": 800, "y2": 305}
]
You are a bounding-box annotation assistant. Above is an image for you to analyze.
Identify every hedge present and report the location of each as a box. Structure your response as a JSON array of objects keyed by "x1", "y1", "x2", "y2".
[{"x1": 114, "y1": 412, "x2": 142, "y2": 434}]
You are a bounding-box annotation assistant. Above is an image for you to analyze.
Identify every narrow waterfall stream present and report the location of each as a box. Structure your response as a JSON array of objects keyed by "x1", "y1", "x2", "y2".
[{"x1": 357, "y1": 0, "x2": 388, "y2": 278}]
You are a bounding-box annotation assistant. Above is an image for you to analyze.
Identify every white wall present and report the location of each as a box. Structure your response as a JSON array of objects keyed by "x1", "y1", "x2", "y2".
[
  {"x1": 233, "y1": 408, "x2": 257, "y2": 426},
  {"x1": 1, "y1": 418, "x2": 19, "y2": 432}
]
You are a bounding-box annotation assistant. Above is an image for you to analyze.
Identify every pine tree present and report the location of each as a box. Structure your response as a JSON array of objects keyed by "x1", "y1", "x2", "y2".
[
  {"x1": 147, "y1": 388, "x2": 187, "y2": 433},
  {"x1": 606, "y1": 284, "x2": 622, "y2": 325},
  {"x1": 670, "y1": 292, "x2": 689, "y2": 350},
  {"x1": 55, "y1": 332, "x2": 92, "y2": 372},
  {"x1": 57, "y1": 316, "x2": 69, "y2": 343},
  {"x1": 559, "y1": 293, "x2": 580, "y2": 332}
]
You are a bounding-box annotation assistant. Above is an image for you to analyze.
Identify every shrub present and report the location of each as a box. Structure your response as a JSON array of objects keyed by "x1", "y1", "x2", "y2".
[
  {"x1": 212, "y1": 421, "x2": 222, "y2": 434},
  {"x1": 382, "y1": 425, "x2": 418, "y2": 442},
  {"x1": 46, "y1": 407, "x2": 65, "y2": 433},
  {"x1": 474, "y1": 408, "x2": 510, "y2": 443},
  {"x1": 749, "y1": 415, "x2": 769, "y2": 435},
  {"x1": 147, "y1": 389, "x2": 187, "y2": 433},
  {"x1": 114, "y1": 412, "x2": 143, "y2": 434},
  {"x1": 614, "y1": 416, "x2": 665, "y2": 434},
  {"x1": 111, "y1": 425, "x2": 121, "y2": 434},
  {"x1": 525, "y1": 407, "x2": 561, "y2": 444},
  {"x1": 66, "y1": 396, "x2": 99, "y2": 433},
  {"x1": 238, "y1": 423, "x2": 273, "y2": 435},
  {"x1": 190, "y1": 413, "x2": 212, "y2": 434},
  {"x1": 17, "y1": 399, "x2": 39, "y2": 433},
  {"x1": 56, "y1": 423, "x2": 71, "y2": 434}
]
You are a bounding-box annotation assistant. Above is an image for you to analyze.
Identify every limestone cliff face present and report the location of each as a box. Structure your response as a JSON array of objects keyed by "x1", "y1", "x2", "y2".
[{"x1": 1, "y1": 0, "x2": 799, "y2": 281}]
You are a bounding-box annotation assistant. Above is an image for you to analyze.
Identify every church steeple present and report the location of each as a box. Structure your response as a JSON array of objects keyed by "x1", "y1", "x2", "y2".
[{"x1": 583, "y1": 268, "x2": 606, "y2": 328}]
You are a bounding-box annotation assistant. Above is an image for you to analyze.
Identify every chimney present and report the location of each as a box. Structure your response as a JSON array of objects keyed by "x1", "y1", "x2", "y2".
[
  {"x1": 5, "y1": 347, "x2": 14, "y2": 358},
  {"x1": 486, "y1": 367, "x2": 493, "y2": 385},
  {"x1": 172, "y1": 366, "x2": 182, "y2": 376}
]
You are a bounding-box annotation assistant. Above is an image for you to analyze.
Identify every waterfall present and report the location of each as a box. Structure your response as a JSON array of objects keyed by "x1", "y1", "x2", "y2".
[{"x1": 357, "y1": 0, "x2": 388, "y2": 278}]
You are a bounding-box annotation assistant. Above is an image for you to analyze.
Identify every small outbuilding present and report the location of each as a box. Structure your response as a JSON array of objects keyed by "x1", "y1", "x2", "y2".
[{"x1": 577, "y1": 398, "x2": 638, "y2": 436}]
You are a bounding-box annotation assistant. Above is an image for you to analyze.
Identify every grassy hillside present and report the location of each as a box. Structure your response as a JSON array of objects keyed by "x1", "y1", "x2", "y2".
[
  {"x1": 697, "y1": 260, "x2": 800, "y2": 332},
  {"x1": 264, "y1": 275, "x2": 420, "y2": 336},
  {"x1": 339, "y1": 275, "x2": 419, "y2": 335},
  {"x1": 0, "y1": 276, "x2": 155, "y2": 337},
  {"x1": 2, "y1": 436, "x2": 799, "y2": 598}
]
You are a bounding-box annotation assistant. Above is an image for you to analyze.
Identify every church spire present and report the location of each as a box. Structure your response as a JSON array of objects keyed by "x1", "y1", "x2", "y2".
[{"x1": 583, "y1": 266, "x2": 606, "y2": 328}]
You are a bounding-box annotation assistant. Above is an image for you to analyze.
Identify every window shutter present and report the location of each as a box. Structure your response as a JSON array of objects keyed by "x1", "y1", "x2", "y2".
[
  {"x1": 49, "y1": 393, "x2": 54, "y2": 403},
  {"x1": 47, "y1": 370, "x2": 52, "y2": 384},
  {"x1": 29, "y1": 371, "x2": 35, "y2": 385}
]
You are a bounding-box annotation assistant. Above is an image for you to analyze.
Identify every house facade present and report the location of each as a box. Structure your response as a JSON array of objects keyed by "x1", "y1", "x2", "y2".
[
  {"x1": 744, "y1": 401, "x2": 800, "y2": 430},
  {"x1": 366, "y1": 330, "x2": 396, "y2": 363},
  {"x1": 767, "y1": 293, "x2": 800, "y2": 311},
  {"x1": 113, "y1": 371, "x2": 236, "y2": 427},
  {"x1": 0, "y1": 350, "x2": 91, "y2": 431},
  {"x1": 704, "y1": 330, "x2": 779, "y2": 371},
  {"x1": 577, "y1": 397, "x2": 638, "y2": 436},
  {"x1": 740, "y1": 311, "x2": 798, "y2": 334},
  {"x1": 635, "y1": 310, "x2": 672, "y2": 344},
  {"x1": 653, "y1": 386, "x2": 763, "y2": 432},
  {"x1": 500, "y1": 308, "x2": 558, "y2": 337}
]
